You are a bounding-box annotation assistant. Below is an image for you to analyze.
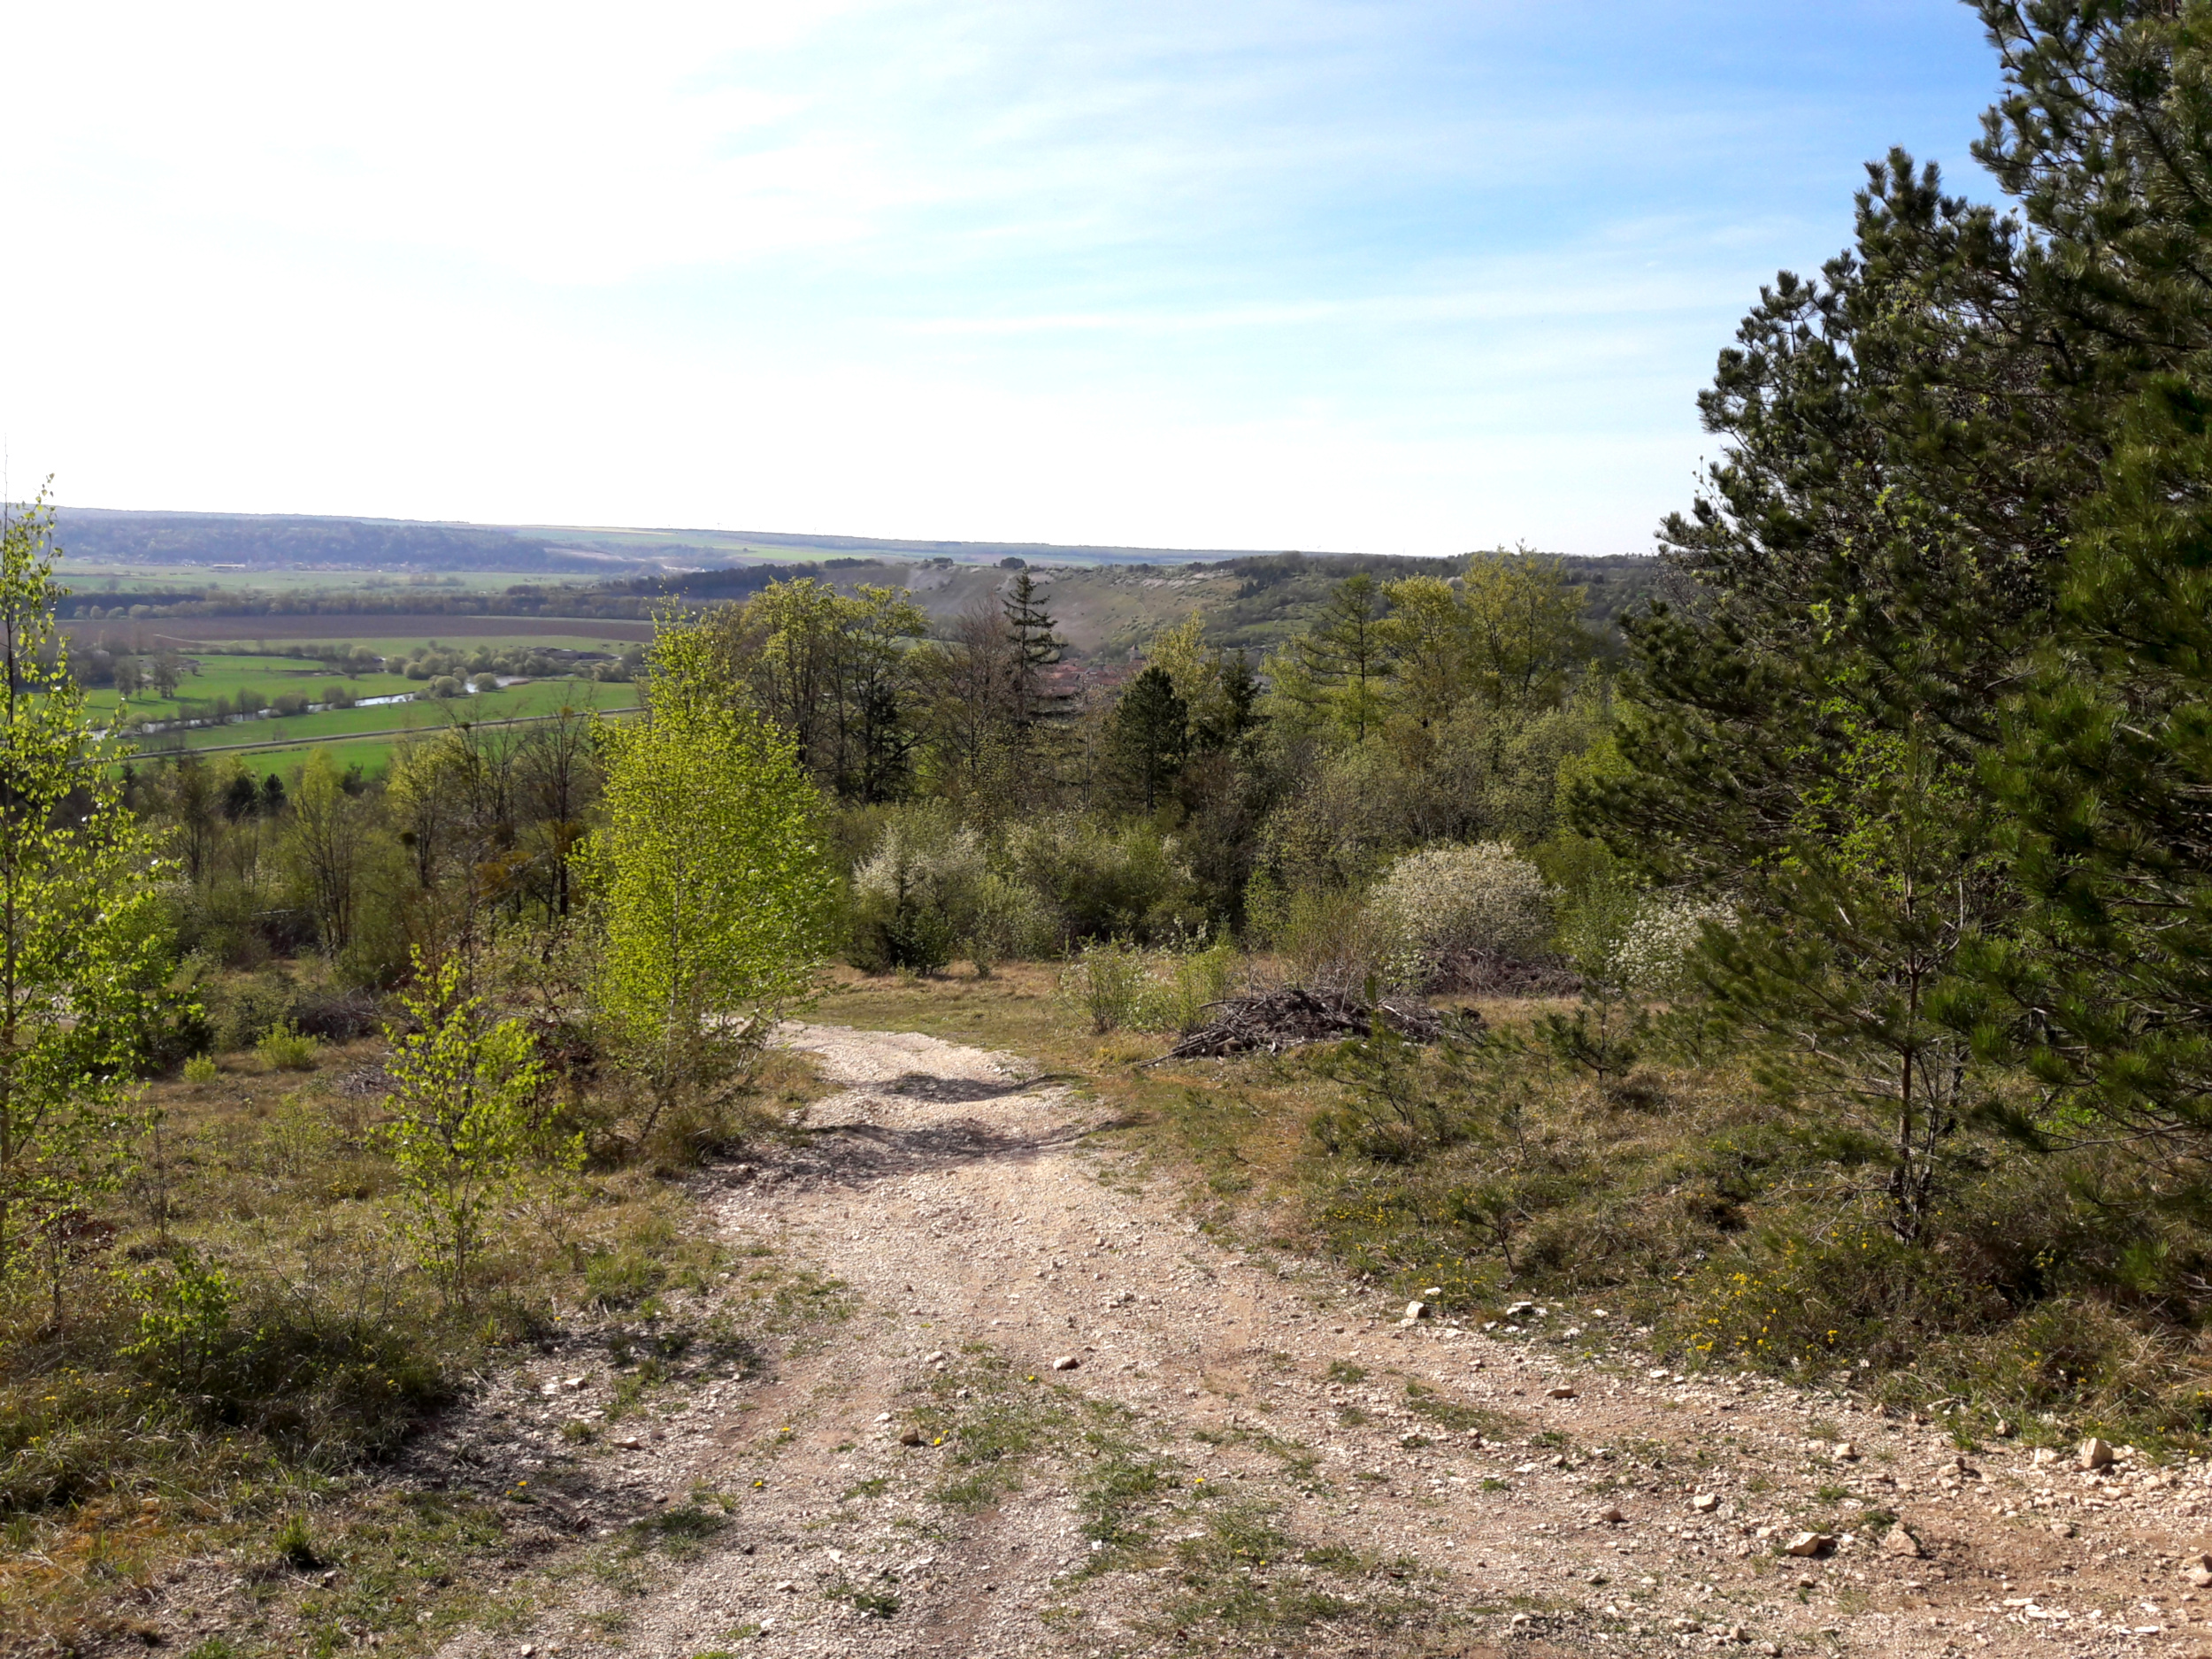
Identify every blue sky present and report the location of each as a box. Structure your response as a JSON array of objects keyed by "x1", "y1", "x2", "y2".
[{"x1": 2, "y1": 1, "x2": 2001, "y2": 556}]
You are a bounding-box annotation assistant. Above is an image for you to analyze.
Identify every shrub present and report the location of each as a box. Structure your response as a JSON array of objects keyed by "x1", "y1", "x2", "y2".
[
  {"x1": 1062, "y1": 941, "x2": 1149, "y2": 1033},
  {"x1": 1309, "y1": 1022, "x2": 1481, "y2": 1164},
  {"x1": 1002, "y1": 816, "x2": 1200, "y2": 946},
  {"x1": 255, "y1": 1020, "x2": 319, "y2": 1072},
  {"x1": 427, "y1": 675, "x2": 465, "y2": 699},
  {"x1": 1608, "y1": 893, "x2": 1731, "y2": 996},
  {"x1": 285, "y1": 987, "x2": 383, "y2": 1041},
  {"x1": 1366, "y1": 841, "x2": 1553, "y2": 989},
  {"x1": 1135, "y1": 934, "x2": 1240, "y2": 1033},
  {"x1": 378, "y1": 953, "x2": 567, "y2": 1302},
  {"x1": 1274, "y1": 887, "x2": 1402, "y2": 996},
  {"x1": 965, "y1": 872, "x2": 1057, "y2": 974},
  {"x1": 181, "y1": 1055, "x2": 218, "y2": 1085},
  {"x1": 269, "y1": 692, "x2": 310, "y2": 717},
  {"x1": 848, "y1": 813, "x2": 990, "y2": 974}
]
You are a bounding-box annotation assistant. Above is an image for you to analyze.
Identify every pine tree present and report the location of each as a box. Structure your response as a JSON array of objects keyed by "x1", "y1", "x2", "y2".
[
  {"x1": 1573, "y1": 153, "x2": 2088, "y2": 1233},
  {"x1": 1970, "y1": 381, "x2": 2212, "y2": 1147},
  {"x1": 1002, "y1": 571, "x2": 1065, "y2": 733},
  {"x1": 1946, "y1": 4, "x2": 2212, "y2": 1150},
  {"x1": 1290, "y1": 573, "x2": 1391, "y2": 743},
  {"x1": 1107, "y1": 666, "x2": 1189, "y2": 811}
]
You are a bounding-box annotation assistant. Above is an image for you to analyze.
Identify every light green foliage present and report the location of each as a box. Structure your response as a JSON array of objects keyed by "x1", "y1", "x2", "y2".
[
  {"x1": 0, "y1": 492, "x2": 170, "y2": 1306},
  {"x1": 1149, "y1": 935, "x2": 1240, "y2": 1033},
  {"x1": 120, "y1": 1247, "x2": 238, "y2": 1388},
  {"x1": 1241, "y1": 881, "x2": 1398, "y2": 997},
  {"x1": 1063, "y1": 940, "x2": 1148, "y2": 1034},
  {"x1": 1148, "y1": 613, "x2": 1230, "y2": 735},
  {"x1": 1268, "y1": 573, "x2": 1391, "y2": 743},
  {"x1": 181, "y1": 1054, "x2": 218, "y2": 1085},
  {"x1": 1060, "y1": 935, "x2": 1239, "y2": 1034},
  {"x1": 720, "y1": 577, "x2": 932, "y2": 801},
  {"x1": 254, "y1": 1019, "x2": 320, "y2": 1071},
  {"x1": 848, "y1": 807, "x2": 1059, "y2": 975},
  {"x1": 379, "y1": 952, "x2": 563, "y2": 1300},
  {"x1": 581, "y1": 620, "x2": 837, "y2": 1139},
  {"x1": 1268, "y1": 557, "x2": 1588, "y2": 749},
  {"x1": 1449, "y1": 550, "x2": 1590, "y2": 713}
]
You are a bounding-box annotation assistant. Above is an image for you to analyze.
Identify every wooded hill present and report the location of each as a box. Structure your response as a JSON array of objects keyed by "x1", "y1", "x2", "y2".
[{"x1": 47, "y1": 545, "x2": 1663, "y2": 660}]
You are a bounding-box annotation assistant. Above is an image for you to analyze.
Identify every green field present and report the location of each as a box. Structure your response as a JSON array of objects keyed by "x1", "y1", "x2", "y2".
[
  {"x1": 126, "y1": 677, "x2": 635, "y2": 754},
  {"x1": 178, "y1": 633, "x2": 646, "y2": 655},
  {"x1": 139, "y1": 703, "x2": 644, "y2": 783},
  {"x1": 85, "y1": 654, "x2": 420, "y2": 720}
]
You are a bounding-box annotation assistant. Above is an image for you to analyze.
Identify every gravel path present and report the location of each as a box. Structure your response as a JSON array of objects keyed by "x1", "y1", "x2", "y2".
[{"x1": 436, "y1": 1024, "x2": 2212, "y2": 1659}]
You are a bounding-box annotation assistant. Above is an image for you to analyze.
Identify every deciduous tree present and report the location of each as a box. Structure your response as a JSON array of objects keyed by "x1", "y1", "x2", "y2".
[
  {"x1": 0, "y1": 490, "x2": 170, "y2": 1315},
  {"x1": 580, "y1": 622, "x2": 835, "y2": 1144}
]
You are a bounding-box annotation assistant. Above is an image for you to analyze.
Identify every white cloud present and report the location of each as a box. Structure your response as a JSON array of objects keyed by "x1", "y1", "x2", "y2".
[{"x1": 0, "y1": 1, "x2": 1997, "y2": 553}]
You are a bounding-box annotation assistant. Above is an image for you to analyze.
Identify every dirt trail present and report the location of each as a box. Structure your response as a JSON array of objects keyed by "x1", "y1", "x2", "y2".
[{"x1": 441, "y1": 1025, "x2": 2212, "y2": 1659}]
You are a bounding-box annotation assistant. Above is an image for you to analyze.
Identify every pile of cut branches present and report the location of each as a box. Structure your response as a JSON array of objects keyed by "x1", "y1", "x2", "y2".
[{"x1": 1154, "y1": 987, "x2": 1467, "y2": 1061}]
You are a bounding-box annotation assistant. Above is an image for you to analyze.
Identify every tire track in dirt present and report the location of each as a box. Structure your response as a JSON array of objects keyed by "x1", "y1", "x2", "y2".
[{"x1": 438, "y1": 1024, "x2": 2212, "y2": 1659}]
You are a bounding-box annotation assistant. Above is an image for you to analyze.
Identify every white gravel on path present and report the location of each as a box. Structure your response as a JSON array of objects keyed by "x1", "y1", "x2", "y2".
[{"x1": 435, "y1": 1024, "x2": 2212, "y2": 1659}]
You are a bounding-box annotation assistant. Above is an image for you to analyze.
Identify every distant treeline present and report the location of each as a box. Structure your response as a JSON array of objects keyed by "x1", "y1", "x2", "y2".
[{"x1": 51, "y1": 509, "x2": 629, "y2": 572}]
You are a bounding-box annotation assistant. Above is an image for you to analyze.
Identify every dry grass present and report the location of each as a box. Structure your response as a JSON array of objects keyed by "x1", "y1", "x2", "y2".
[
  {"x1": 0, "y1": 1015, "x2": 827, "y2": 1655},
  {"x1": 818, "y1": 964, "x2": 2212, "y2": 1449}
]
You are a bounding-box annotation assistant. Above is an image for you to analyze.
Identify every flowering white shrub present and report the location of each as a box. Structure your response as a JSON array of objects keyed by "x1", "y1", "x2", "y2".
[
  {"x1": 852, "y1": 822, "x2": 988, "y2": 908},
  {"x1": 1366, "y1": 841, "x2": 1554, "y2": 987},
  {"x1": 849, "y1": 821, "x2": 992, "y2": 973},
  {"x1": 1606, "y1": 893, "x2": 1731, "y2": 995}
]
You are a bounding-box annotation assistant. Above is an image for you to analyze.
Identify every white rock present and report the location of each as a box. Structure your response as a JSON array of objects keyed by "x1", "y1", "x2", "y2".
[
  {"x1": 1404, "y1": 1300, "x2": 1432, "y2": 1322},
  {"x1": 1881, "y1": 1526, "x2": 1925, "y2": 1559},
  {"x1": 1690, "y1": 1493, "x2": 1718, "y2": 1512},
  {"x1": 1051, "y1": 1356, "x2": 1080, "y2": 1371},
  {"x1": 2081, "y1": 1437, "x2": 2116, "y2": 1470},
  {"x1": 1784, "y1": 1532, "x2": 1832, "y2": 1558}
]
